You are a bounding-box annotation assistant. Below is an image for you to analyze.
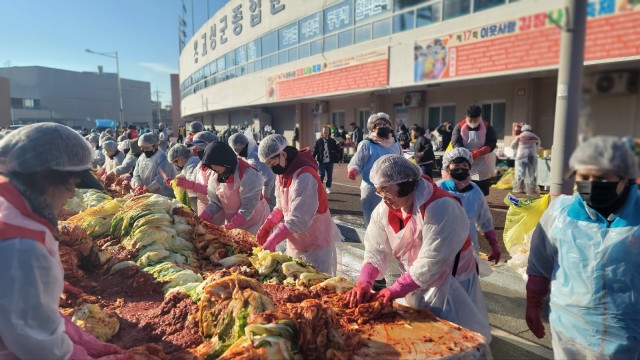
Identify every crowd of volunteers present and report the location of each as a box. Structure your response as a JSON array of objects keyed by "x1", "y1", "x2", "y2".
[{"x1": 0, "y1": 109, "x2": 638, "y2": 359}]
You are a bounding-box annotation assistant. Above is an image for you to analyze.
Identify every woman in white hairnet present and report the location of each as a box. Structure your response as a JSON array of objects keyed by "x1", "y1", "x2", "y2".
[
  {"x1": 106, "y1": 138, "x2": 142, "y2": 180},
  {"x1": 256, "y1": 134, "x2": 341, "y2": 275},
  {"x1": 344, "y1": 154, "x2": 491, "y2": 341},
  {"x1": 175, "y1": 131, "x2": 218, "y2": 214},
  {"x1": 100, "y1": 140, "x2": 125, "y2": 176},
  {"x1": 167, "y1": 144, "x2": 201, "y2": 211},
  {"x1": 0, "y1": 123, "x2": 127, "y2": 359},
  {"x1": 228, "y1": 132, "x2": 276, "y2": 211},
  {"x1": 87, "y1": 133, "x2": 105, "y2": 169},
  {"x1": 131, "y1": 132, "x2": 177, "y2": 197},
  {"x1": 198, "y1": 141, "x2": 269, "y2": 234},
  {"x1": 347, "y1": 112, "x2": 402, "y2": 227},
  {"x1": 510, "y1": 124, "x2": 541, "y2": 195},
  {"x1": 526, "y1": 136, "x2": 640, "y2": 358}
]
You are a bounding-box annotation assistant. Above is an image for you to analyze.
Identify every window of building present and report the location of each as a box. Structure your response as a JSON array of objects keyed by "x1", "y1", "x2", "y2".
[
  {"x1": 235, "y1": 45, "x2": 247, "y2": 65},
  {"x1": 417, "y1": 3, "x2": 441, "y2": 27},
  {"x1": 394, "y1": 0, "x2": 433, "y2": 11},
  {"x1": 299, "y1": 43, "x2": 310, "y2": 58},
  {"x1": 481, "y1": 102, "x2": 506, "y2": 139},
  {"x1": 311, "y1": 39, "x2": 323, "y2": 55},
  {"x1": 355, "y1": 24, "x2": 372, "y2": 43},
  {"x1": 23, "y1": 99, "x2": 35, "y2": 109},
  {"x1": 332, "y1": 111, "x2": 346, "y2": 129},
  {"x1": 338, "y1": 29, "x2": 354, "y2": 48},
  {"x1": 278, "y1": 50, "x2": 288, "y2": 64},
  {"x1": 427, "y1": 105, "x2": 456, "y2": 131},
  {"x1": 474, "y1": 0, "x2": 506, "y2": 12},
  {"x1": 225, "y1": 51, "x2": 236, "y2": 68},
  {"x1": 33, "y1": 99, "x2": 41, "y2": 109},
  {"x1": 443, "y1": 0, "x2": 471, "y2": 20},
  {"x1": 372, "y1": 18, "x2": 392, "y2": 38},
  {"x1": 288, "y1": 47, "x2": 298, "y2": 61},
  {"x1": 261, "y1": 57, "x2": 270, "y2": 70},
  {"x1": 261, "y1": 31, "x2": 278, "y2": 56},
  {"x1": 279, "y1": 21, "x2": 299, "y2": 50},
  {"x1": 10, "y1": 98, "x2": 22, "y2": 109},
  {"x1": 247, "y1": 39, "x2": 261, "y2": 61},
  {"x1": 269, "y1": 53, "x2": 279, "y2": 67},
  {"x1": 324, "y1": 34, "x2": 337, "y2": 52},
  {"x1": 393, "y1": 10, "x2": 415, "y2": 33},
  {"x1": 358, "y1": 109, "x2": 371, "y2": 133}
]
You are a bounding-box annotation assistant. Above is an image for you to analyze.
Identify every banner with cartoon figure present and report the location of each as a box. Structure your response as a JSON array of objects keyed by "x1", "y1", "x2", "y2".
[{"x1": 414, "y1": 0, "x2": 640, "y2": 83}]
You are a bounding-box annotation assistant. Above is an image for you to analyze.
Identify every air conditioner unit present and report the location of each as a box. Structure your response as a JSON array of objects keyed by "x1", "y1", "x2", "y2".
[
  {"x1": 592, "y1": 72, "x2": 638, "y2": 95},
  {"x1": 403, "y1": 92, "x2": 424, "y2": 107}
]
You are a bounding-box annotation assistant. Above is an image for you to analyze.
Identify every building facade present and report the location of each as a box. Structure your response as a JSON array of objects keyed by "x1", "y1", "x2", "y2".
[
  {"x1": 0, "y1": 66, "x2": 152, "y2": 129},
  {"x1": 178, "y1": 0, "x2": 640, "y2": 150}
]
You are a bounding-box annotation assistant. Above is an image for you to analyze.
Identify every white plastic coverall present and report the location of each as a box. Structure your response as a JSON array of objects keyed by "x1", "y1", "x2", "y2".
[
  {"x1": 132, "y1": 150, "x2": 177, "y2": 198},
  {"x1": 0, "y1": 182, "x2": 72, "y2": 358},
  {"x1": 205, "y1": 159, "x2": 270, "y2": 235},
  {"x1": 276, "y1": 168, "x2": 342, "y2": 276},
  {"x1": 363, "y1": 178, "x2": 491, "y2": 341},
  {"x1": 114, "y1": 153, "x2": 138, "y2": 176},
  {"x1": 527, "y1": 190, "x2": 640, "y2": 358},
  {"x1": 180, "y1": 155, "x2": 202, "y2": 210},
  {"x1": 248, "y1": 150, "x2": 276, "y2": 211},
  {"x1": 194, "y1": 165, "x2": 214, "y2": 217},
  {"x1": 103, "y1": 151, "x2": 125, "y2": 174},
  {"x1": 92, "y1": 147, "x2": 105, "y2": 168},
  {"x1": 510, "y1": 130, "x2": 540, "y2": 194},
  {"x1": 347, "y1": 139, "x2": 402, "y2": 226}
]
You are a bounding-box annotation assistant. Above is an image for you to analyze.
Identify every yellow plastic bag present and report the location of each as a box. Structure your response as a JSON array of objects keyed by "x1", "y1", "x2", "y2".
[
  {"x1": 492, "y1": 168, "x2": 515, "y2": 190},
  {"x1": 503, "y1": 193, "x2": 549, "y2": 252},
  {"x1": 171, "y1": 178, "x2": 191, "y2": 208}
]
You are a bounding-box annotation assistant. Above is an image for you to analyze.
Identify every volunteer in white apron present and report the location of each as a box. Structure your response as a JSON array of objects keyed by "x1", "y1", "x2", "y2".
[
  {"x1": 345, "y1": 154, "x2": 491, "y2": 342},
  {"x1": 256, "y1": 134, "x2": 342, "y2": 276},
  {"x1": 199, "y1": 141, "x2": 269, "y2": 234},
  {"x1": 450, "y1": 104, "x2": 497, "y2": 196},
  {"x1": 174, "y1": 131, "x2": 218, "y2": 215},
  {"x1": 131, "y1": 132, "x2": 177, "y2": 197}
]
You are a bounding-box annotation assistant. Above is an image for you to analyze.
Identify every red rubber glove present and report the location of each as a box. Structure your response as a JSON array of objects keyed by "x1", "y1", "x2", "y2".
[
  {"x1": 64, "y1": 315, "x2": 125, "y2": 358},
  {"x1": 262, "y1": 223, "x2": 292, "y2": 252},
  {"x1": 256, "y1": 209, "x2": 284, "y2": 245},
  {"x1": 224, "y1": 213, "x2": 246, "y2": 230},
  {"x1": 471, "y1": 146, "x2": 492, "y2": 159},
  {"x1": 176, "y1": 177, "x2": 194, "y2": 190},
  {"x1": 484, "y1": 230, "x2": 501, "y2": 265},
  {"x1": 164, "y1": 177, "x2": 174, "y2": 187},
  {"x1": 132, "y1": 185, "x2": 148, "y2": 196},
  {"x1": 347, "y1": 168, "x2": 358, "y2": 180},
  {"x1": 344, "y1": 263, "x2": 379, "y2": 308},
  {"x1": 525, "y1": 275, "x2": 550, "y2": 339},
  {"x1": 199, "y1": 210, "x2": 213, "y2": 222},
  {"x1": 374, "y1": 273, "x2": 421, "y2": 306}
]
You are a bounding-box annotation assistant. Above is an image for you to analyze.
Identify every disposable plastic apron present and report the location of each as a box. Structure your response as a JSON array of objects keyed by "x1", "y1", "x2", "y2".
[
  {"x1": 280, "y1": 171, "x2": 339, "y2": 275},
  {"x1": 214, "y1": 170, "x2": 269, "y2": 235},
  {"x1": 195, "y1": 166, "x2": 215, "y2": 218},
  {"x1": 463, "y1": 125, "x2": 495, "y2": 181},
  {"x1": 384, "y1": 207, "x2": 491, "y2": 341}
]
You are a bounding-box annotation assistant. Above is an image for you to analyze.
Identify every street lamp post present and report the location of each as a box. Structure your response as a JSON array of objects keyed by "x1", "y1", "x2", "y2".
[{"x1": 85, "y1": 49, "x2": 123, "y2": 125}]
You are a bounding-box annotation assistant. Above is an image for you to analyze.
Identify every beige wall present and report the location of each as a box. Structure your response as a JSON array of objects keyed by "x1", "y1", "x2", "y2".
[{"x1": 0, "y1": 77, "x2": 10, "y2": 128}]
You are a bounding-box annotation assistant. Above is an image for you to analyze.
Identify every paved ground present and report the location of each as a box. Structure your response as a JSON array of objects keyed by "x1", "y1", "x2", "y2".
[{"x1": 325, "y1": 162, "x2": 553, "y2": 359}]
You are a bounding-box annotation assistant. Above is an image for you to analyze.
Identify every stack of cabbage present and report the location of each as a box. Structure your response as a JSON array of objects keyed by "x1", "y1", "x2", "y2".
[
  {"x1": 109, "y1": 194, "x2": 203, "y2": 294},
  {"x1": 66, "y1": 198, "x2": 125, "y2": 238},
  {"x1": 64, "y1": 189, "x2": 114, "y2": 213}
]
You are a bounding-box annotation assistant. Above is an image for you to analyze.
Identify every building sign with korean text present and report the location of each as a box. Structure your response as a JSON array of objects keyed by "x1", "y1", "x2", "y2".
[
  {"x1": 414, "y1": 0, "x2": 640, "y2": 83},
  {"x1": 266, "y1": 47, "x2": 389, "y2": 101}
]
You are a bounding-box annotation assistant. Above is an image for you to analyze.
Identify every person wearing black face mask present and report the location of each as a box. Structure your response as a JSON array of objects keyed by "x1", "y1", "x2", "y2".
[
  {"x1": 197, "y1": 141, "x2": 270, "y2": 235},
  {"x1": 436, "y1": 148, "x2": 500, "y2": 271},
  {"x1": 526, "y1": 136, "x2": 640, "y2": 359},
  {"x1": 256, "y1": 134, "x2": 341, "y2": 275},
  {"x1": 166, "y1": 144, "x2": 201, "y2": 211},
  {"x1": 131, "y1": 132, "x2": 177, "y2": 197}
]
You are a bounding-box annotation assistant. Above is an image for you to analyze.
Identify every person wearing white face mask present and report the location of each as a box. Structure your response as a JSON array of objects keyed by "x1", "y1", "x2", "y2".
[
  {"x1": 450, "y1": 105, "x2": 497, "y2": 196},
  {"x1": 344, "y1": 154, "x2": 491, "y2": 342}
]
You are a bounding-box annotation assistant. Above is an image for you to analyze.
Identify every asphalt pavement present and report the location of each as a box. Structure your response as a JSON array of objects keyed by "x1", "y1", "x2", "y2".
[{"x1": 326, "y1": 162, "x2": 553, "y2": 359}]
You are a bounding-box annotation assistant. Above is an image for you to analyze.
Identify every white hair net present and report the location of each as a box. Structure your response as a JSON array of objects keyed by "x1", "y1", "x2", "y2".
[
  {"x1": 370, "y1": 154, "x2": 422, "y2": 187},
  {"x1": 102, "y1": 140, "x2": 118, "y2": 152},
  {"x1": 0, "y1": 123, "x2": 94, "y2": 173},
  {"x1": 258, "y1": 134, "x2": 287, "y2": 162},
  {"x1": 139, "y1": 132, "x2": 159, "y2": 146},
  {"x1": 442, "y1": 148, "x2": 473, "y2": 170},
  {"x1": 117, "y1": 134, "x2": 127, "y2": 142},
  {"x1": 367, "y1": 112, "x2": 392, "y2": 132},
  {"x1": 88, "y1": 133, "x2": 100, "y2": 145},
  {"x1": 193, "y1": 131, "x2": 217, "y2": 144},
  {"x1": 521, "y1": 124, "x2": 532, "y2": 132},
  {"x1": 190, "y1": 121, "x2": 204, "y2": 132},
  {"x1": 168, "y1": 144, "x2": 192, "y2": 162},
  {"x1": 228, "y1": 133, "x2": 249, "y2": 150},
  {"x1": 118, "y1": 139, "x2": 130, "y2": 151},
  {"x1": 569, "y1": 135, "x2": 638, "y2": 180}
]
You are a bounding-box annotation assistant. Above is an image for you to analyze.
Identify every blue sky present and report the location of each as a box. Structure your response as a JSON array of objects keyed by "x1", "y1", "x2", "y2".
[{"x1": 0, "y1": 0, "x2": 226, "y2": 105}]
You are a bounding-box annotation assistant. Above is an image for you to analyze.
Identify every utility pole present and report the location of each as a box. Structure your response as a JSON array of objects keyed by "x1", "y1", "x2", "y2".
[
  {"x1": 549, "y1": 0, "x2": 587, "y2": 199},
  {"x1": 154, "y1": 89, "x2": 163, "y2": 127}
]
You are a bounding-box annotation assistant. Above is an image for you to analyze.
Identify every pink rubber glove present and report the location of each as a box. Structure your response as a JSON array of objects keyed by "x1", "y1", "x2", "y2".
[
  {"x1": 374, "y1": 273, "x2": 421, "y2": 306},
  {"x1": 224, "y1": 213, "x2": 246, "y2": 230},
  {"x1": 176, "y1": 177, "x2": 195, "y2": 190},
  {"x1": 256, "y1": 209, "x2": 284, "y2": 245},
  {"x1": 64, "y1": 316, "x2": 124, "y2": 358},
  {"x1": 192, "y1": 182, "x2": 208, "y2": 195},
  {"x1": 347, "y1": 168, "x2": 358, "y2": 180},
  {"x1": 344, "y1": 263, "x2": 379, "y2": 308},
  {"x1": 262, "y1": 223, "x2": 292, "y2": 252},
  {"x1": 164, "y1": 177, "x2": 174, "y2": 187},
  {"x1": 484, "y1": 230, "x2": 501, "y2": 264},
  {"x1": 199, "y1": 210, "x2": 213, "y2": 222},
  {"x1": 525, "y1": 275, "x2": 550, "y2": 339}
]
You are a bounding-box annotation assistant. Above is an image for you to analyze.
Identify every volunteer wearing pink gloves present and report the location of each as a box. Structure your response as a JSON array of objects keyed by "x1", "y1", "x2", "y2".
[
  {"x1": 174, "y1": 131, "x2": 218, "y2": 215},
  {"x1": 0, "y1": 123, "x2": 127, "y2": 359},
  {"x1": 344, "y1": 154, "x2": 491, "y2": 342},
  {"x1": 256, "y1": 134, "x2": 342, "y2": 275}
]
